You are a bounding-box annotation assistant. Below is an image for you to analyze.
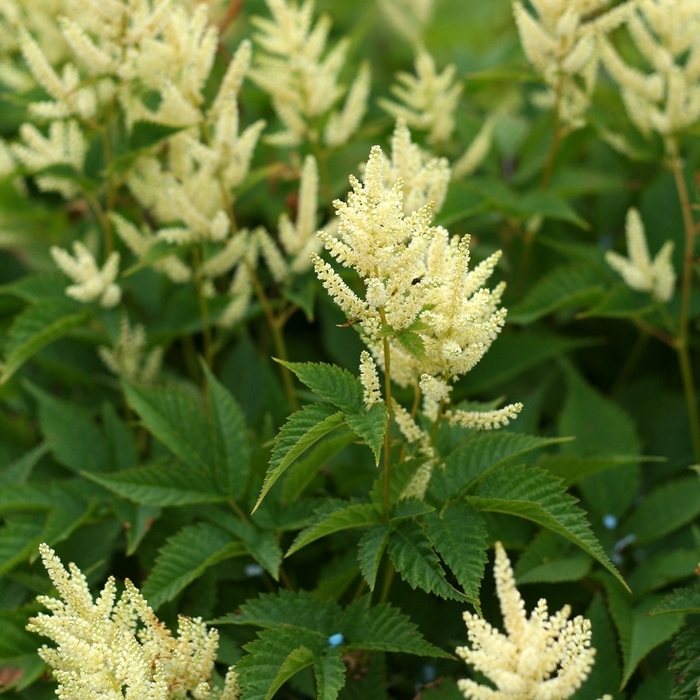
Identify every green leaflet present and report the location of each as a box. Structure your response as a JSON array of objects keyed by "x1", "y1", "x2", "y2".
[
  {"x1": 276, "y1": 360, "x2": 364, "y2": 414},
  {"x1": 649, "y1": 581, "x2": 700, "y2": 616},
  {"x1": 142, "y1": 522, "x2": 247, "y2": 609},
  {"x1": 508, "y1": 264, "x2": 605, "y2": 324},
  {"x1": 357, "y1": 524, "x2": 390, "y2": 591},
  {"x1": 203, "y1": 365, "x2": 251, "y2": 502},
  {"x1": 621, "y1": 477, "x2": 700, "y2": 544},
  {"x1": 124, "y1": 383, "x2": 214, "y2": 474},
  {"x1": 0, "y1": 514, "x2": 45, "y2": 576},
  {"x1": 85, "y1": 462, "x2": 223, "y2": 506},
  {"x1": 388, "y1": 519, "x2": 466, "y2": 601},
  {"x1": 0, "y1": 611, "x2": 46, "y2": 691},
  {"x1": 286, "y1": 502, "x2": 382, "y2": 557},
  {"x1": 428, "y1": 431, "x2": 568, "y2": 502},
  {"x1": 424, "y1": 502, "x2": 487, "y2": 607},
  {"x1": 581, "y1": 282, "x2": 657, "y2": 319},
  {"x1": 606, "y1": 585, "x2": 686, "y2": 688},
  {"x1": 0, "y1": 443, "x2": 50, "y2": 486},
  {"x1": 344, "y1": 402, "x2": 387, "y2": 466},
  {"x1": 390, "y1": 498, "x2": 435, "y2": 521},
  {"x1": 254, "y1": 403, "x2": 345, "y2": 512},
  {"x1": 669, "y1": 627, "x2": 700, "y2": 700},
  {"x1": 29, "y1": 384, "x2": 110, "y2": 473},
  {"x1": 514, "y1": 530, "x2": 592, "y2": 585},
  {"x1": 538, "y1": 454, "x2": 653, "y2": 486},
  {"x1": 1, "y1": 301, "x2": 89, "y2": 384},
  {"x1": 314, "y1": 650, "x2": 347, "y2": 700},
  {"x1": 466, "y1": 463, "x2": 628, "y2": 590}
]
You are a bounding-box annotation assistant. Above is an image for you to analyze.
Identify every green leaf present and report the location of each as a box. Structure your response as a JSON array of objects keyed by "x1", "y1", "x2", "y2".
[
  {"x1": 606, "y1": 586, "x2": 685, "y2": 688},
  {"x1": 467, "y1": 464, "x2": 627, "y2": 589},
  {"x1": 429, "y1": 431, "x2": 568, "y2": 502},
  {"x1": 390, "y1": 498, "x2": 435, "y2": 521},
  {"x1": 142, "y1": 522, "x2": 246, "y2": 609},
  {"x1": 314, "y1": 650, "x2": 346, "y2": 700},
  {"x1": 102, "y1": 402, "x2": 138, "y2": 472},
  {"x1": 341, "y1": 596, "x2": 450, "y2": 657},
  {"x1": 281, "y1": 430, "x2": 356, "y2": 505},
  {"x1": 0, "y1": 443, "x2": 50, "y2": 486},
  {"x1": 286, "y1": 502, "x2": 382, "y2": 557},
  {"x1": 121, "y1": 239, "x2": 187, "y2": 277},
  {"x1": 85, "y1": 462, "x2": 223, "y2": 506},
  {"x1": 0, "y1": 611, "x2": 46, "y2": 691},
  {"x1": 395, "y1": 330, "x2": 425, "y2": 358},
  {"x1": 203, "y1": 365, "x2": 251, "y2": 502},
  {"x1": 434, "y1": 180, "x2": 489, "y2": 227},
  {"x1": 621, "y1": 477, "x2": 700, "y2": 544},
  {"x1": 276, "y1": 361, "x2": 363, "y2": 413},
  {"x1": 124, "y1": 383, "x2": 214, "y2": 474},
  {"x1": 509, "y1": 264, "x2": 604, "y2": 324},
  {"x1": 627, "y1": 548, "x2": 700, "y2": 598},
  {"x1": 0, "y1": 273, "x2": 69, "y2": 303},
  {"x1": 0, "y1": 514, "x2": 45, "y2": 575},
  {"x1": 255, "y1": 403, "x2": 344, "y2": 512},
  {"x1": 344, "y1": 402, "x2": 387, "y2": 466},
  {"x1": 2, "y1": 302, "x2": 89, "y2": 383},
  {"x1": 388, "y1": 520, "x2": 466, "y2": 601},
  {"x1": 513, "y1": 190, "x2": 589, "y2": 229},
  {"x1": 460, "y1": 333, "x2": 595, "y2": 394},
  {"x1": 669, "y1": 626, "x2": 700, "y2": 700},
  {"x1": 649, "y1": 581, "x2": 700, "y2": 616},
  {"x1": 357, "y1": 525, "x2": 390, "y2": 591},
  {"x1": 581, "y1": 283, "x2": 656, "y2": 319},
  {"x1": 30, "y1": 385, "x2": 109, "y2": 473},
  {"x1": 424, "y1": 502, "x2": 487, "y2": 607},
  {"x1": 538, "y1": 454, "x2": 652, "y2": 486},
  {"x1": 514, "y1": 530, "x2": 592, "y2": 585}
]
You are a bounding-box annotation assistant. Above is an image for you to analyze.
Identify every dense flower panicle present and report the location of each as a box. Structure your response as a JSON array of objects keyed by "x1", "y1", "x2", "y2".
[
  {"x1": 513, "y1": 0, "x2": 636, "y2": 130},
  {"x1": 98, "y1": 315, "x2": 163, "y2": 385},
  {"x1": 359, "y1": 350, "x2": 383, "y2": 407},
  {"x1": 28, "y1": 544, "x2": 240, "y2": 700},
  {"x1": 605, "y1": 207, "x2": 676, "y2": 302},
  {"x1": 599, "y1": 0, "x2": 700, "y2": 136},
  {"x1": 250, "y1": 0, "x2": 369, "y2": 147},
  {"x1": 314, "y1": 145, "x2": 521, "y2": 427},
  {"x1": 457, "y1": 542, "x2": 600, "y2": 700},
  {"x1": 384, "y1": 119, "x2": 451, "y2": 214},
  {"x1": 50, "y1": 241, "x2": 121, "y2": 307},
  {"x1": 379, "y1": 49, "x2": 462, "y2": 144}
]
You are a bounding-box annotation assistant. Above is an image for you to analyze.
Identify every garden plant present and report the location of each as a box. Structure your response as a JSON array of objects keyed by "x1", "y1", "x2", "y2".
[{"x1": 0, "y1": 0, "x2": 698, "y2": 698}]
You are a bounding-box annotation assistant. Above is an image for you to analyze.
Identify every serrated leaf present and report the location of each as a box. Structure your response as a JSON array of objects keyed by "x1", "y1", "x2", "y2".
[
  {"x1": 124, "y1": 383, "x2": 214, "y2": 474},
  {"x1": 0, "y1": 514, "x2": 45, "y2": 575},
  {"x1": 424, "y1": 502, "x2": 487, "y2": 606},
  {"x1": 581, "y1": 283, "x2": 656, "y2": 319},
  {"x1": 357, "y1": 525, "x2": 389, "y2": 591},
  {"x1": 286, "y1": 502, "x2": 382, "y2": 557},
  {"x1": 0, "y1": 611, "x2": 46, "y2": 691},
  {"x1": 281, "y1": 430, "x2": 356, "y2": 505},
  {"x1": 85, "y1": 462, "x2": 223, "y2": 506},
  {"x1": 344, "y1": 402, "x2": 387, "y2": 465},
  {"x1": 395, "y1": 330, "x2": 425, "y2": 358},
  {"x1": 649, "y1": 581, "x2": 700, "y2": 616},
  {"x1": 2, "y1": 302, "x2": 89, "y2": 383},
  {"x1": 628, "y1": 549, "x2": 700, "y2": 599},
  {"x1": 581, "y1": 595, "x2": 622, "y2": 700},
  {"x1": 0, "y1": 443, "x2": 50, "y2": 486},
  {"x1": 203, "y1": 365, "x2": 251, "y2": 502},
  {"x1": 276, "y1": 361, "x2": 363, "y2": 413},
  {"x1": 538, "y1": 454, "x2": 652, "y2": 486},
  {"x1": 315, "y1": 650, "x2": 346, "y2": 700},
  {"x1": 509, "y1": 264, "x2": 604, "y2": 324},
  {"x1": 467, "y1": 464, "x2": 627, "y2": 589},
  {"x1": 0, "y1": 273, "x2": 68, "y2": 303},
  {"x1": 388, "y1": 520, "x2": 466, "y2": 601},
  {"x1": 102, "y1": 402, "x2": 138, "y2": 472},
  {"x1": 142, "y1": 522, "x2": 246, "y2": 609},
  {"x1": 606, "y1": 586, "x2": 685, "y2": 688},
  {"x1": 429, "y1": 432, "x2": 568, "y2": 502},
  {"x1": 255, "y1": 403, "x2": 344, "y2": 512},
  {"x1": 670, "y1": 626, "x2": 700, "y2": 700},
  {"x1": 390, "y1": 498, "x2": 435, "y2": 521},
  {"x1": 342, "y1": 596, "x2": 450, "y2": 658},
  {"x1": 514, "y1": 530, "x2": 591, "y2": 585},
  {"x1": 29, "y1": 385, "x2": 109, "y2": 473},
  {"x1": 621, "y1": 477, "x2": 700, "y2": 544}
]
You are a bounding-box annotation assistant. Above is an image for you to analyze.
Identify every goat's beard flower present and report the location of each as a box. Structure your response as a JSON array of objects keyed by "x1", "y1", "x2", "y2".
[
  {"x1": 457, "y1": 542, "x2": 603, "y2": 700},
  {"x1": 28, "y1": 543, "x2": 240, "y2": 700}
]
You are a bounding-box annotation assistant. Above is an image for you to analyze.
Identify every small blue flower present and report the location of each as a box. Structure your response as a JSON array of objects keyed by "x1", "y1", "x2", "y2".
[
  {"x1": 602, "y1": 514, "x2": 618, "y2": 530},
  {"x1": 328, "y1": 633, "x2": 344, "y2": 648},
  {"x1": 244, "y1": 564, "x2": 264, "y2": 577}
]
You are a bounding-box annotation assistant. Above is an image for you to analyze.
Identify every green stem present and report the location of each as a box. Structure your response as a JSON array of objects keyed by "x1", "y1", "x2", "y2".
[
  {"x1": 378, "y1": 559, "x2": 395, "y2": 604},
  {"x1": 668, "y1": 137, "x2": 700, "y2": 462}
]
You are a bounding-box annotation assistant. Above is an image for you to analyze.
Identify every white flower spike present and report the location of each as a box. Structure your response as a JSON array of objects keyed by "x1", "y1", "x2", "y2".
[
  {"x1": 605, "y1": 207, "x2": 676, "y2": 302},
  {"x1": 457, "y1": 542, "x2": 604, "y2": 700}
]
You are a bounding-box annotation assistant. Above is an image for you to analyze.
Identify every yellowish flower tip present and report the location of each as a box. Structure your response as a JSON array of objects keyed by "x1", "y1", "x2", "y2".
[{"x1": 456, "y1": 542, "x2": 598, "y2": 700}]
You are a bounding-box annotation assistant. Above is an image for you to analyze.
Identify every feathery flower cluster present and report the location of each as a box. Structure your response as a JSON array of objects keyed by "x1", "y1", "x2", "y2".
[
  {"x1": 457, "y1": 542, "x2": 607, "y2": 700},
  {"x1": 379, "y1": 49, "x2": 462, "y2": 144},
  {"x1": 605, "y1": 207, "x2": 676, "y2": 302},
  {"x1": 99, "y1": 315, "x2": 163, "y2": 385},
  {"x1": 313, "y1": 145, "x2": 521, "y2": 425},
  {"x1": 513, "y1": 0, "x2": 636, "y2": 130},
  {"x1": 599, "y1": 0, "x2": 700, "y2": 136},
  {"x1": 378, "y1": 0, "x2": 435, "y2": 44},
  {"x1": 28, "y1": 543, "x2": 240, "y2": 700},
  {"x1": 249, "y1": 0, "x2": 370, "y2": 147},
  {"x1": 50, "y1": 241, "x2": 121, "y2": 307}
]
